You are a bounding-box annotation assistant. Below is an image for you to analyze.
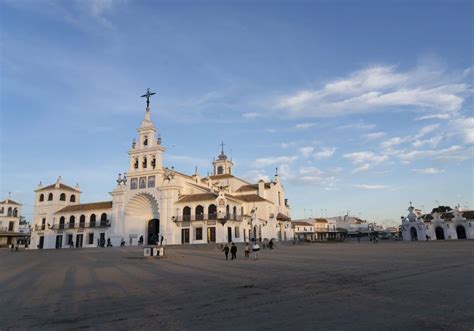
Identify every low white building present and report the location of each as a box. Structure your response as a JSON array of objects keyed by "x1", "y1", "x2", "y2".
[
  {"x1": 30, "y1": 93, "x2": 293, "y2": 249},
  {"x1": 292, "y1": 218, "x2": 342, "y2": 241},
  {"x1": 292, "y1": 221, "x2": 315, "y2": 241},
  {"x1": 0, "y1": 198, "x2": 23, "y2": 247},
  {"x1": 401, "y1": 203, "x2": 473, "y2": 241}
]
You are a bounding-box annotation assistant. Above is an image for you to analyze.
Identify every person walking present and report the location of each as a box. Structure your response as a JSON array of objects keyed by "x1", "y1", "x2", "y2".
[
  {"x1": 268, "y1": 239, "x2": 274, "y2": 250},
  {"x1": 223, "y1": 244, "x2": 230, "y2": 260},
  {"x1": 230, "y1": 242, "x2": 237, "y2": 260},
  {"x1": 252, "y1": 242, "x2": 260, "y2": 260},
  {"x1": 244, "y1": 242, "x2": 250, "y2": 259}
]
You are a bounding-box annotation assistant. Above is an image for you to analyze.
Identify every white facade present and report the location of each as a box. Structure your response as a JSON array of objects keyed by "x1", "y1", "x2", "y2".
[
  {"x1": 401, "y1": 203, "x2": 473, "y2": 241},
  {"x1": 0, "y1": 199, "x2": 22, "y2": 247},
  {"x1": 30, "y1": 101, "x2": 292, "y2": 249}
]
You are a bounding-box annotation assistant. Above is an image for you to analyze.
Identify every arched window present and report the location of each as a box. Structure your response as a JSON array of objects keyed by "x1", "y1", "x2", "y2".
[
  {"x1": 13, "y1": 208, "x2": 18, "y2": 217},
  {"x1": 60, "y1": 193, "x2": 66, "y2": 201},
  {"x1": 226, "y1": 205, "x2": 230, "y2": 218},
  {"x1": 233, "y1": 206, "x2": 237, "y2": 218},
  {"x1": 196, "y1": 205, "x2": 204, "y2": 220},
  {"x1": 208, "y1": 204, "x2": 217, "y2": 219},
  {"x1": 183, "y1": 206, "x2": 191, "y2": 221},
  {"x1": 48, "y1": 193, "x2": 53, "y2": 201},
  {"x1": 134, "y1": 158, "x2": 139, "y2": 169},
  {"x1": 90, "y1": 214, "x2": 96, "y2": 227},
  {"x1": 100, "y1": 213, "x2": 107, "y2": 226},
  {"x1": 79, "y1": 215, "x2": 86, "y2": 227},
  {"x1": 142, "y1": 156, "x2": 147, "y2": 169},
  {"x1": 69, "y1": 216, "x2": 75, "y2": 228},
  {"x1": 70, "y1": 195, "x2": 76, "y2": 202},
  {"x1": 59, "y1": 216, "x2": 65, "y2": 229},
  {"x1": 143, "y1": 135, "x2": 148, "y2": 146},
  {"x1": 7, "y1": 207, "x2": 12, "y2": 217},
  {"x1": 39, "y1": 194, "x2": 44, "y2": 202},
  {"x1": 217, "y1": 166, "x2": 223, "y2": 175}
]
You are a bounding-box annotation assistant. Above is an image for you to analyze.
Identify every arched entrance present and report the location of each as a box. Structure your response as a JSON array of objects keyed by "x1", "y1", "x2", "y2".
[
  {"x1": 410, "y1": 227, "x2": 418, "y2": 241},
  {"x1": 148, "y1": 219, "x2": 160, "y2": 244},
  {"x1": 435, "y1": 226, "x2": 445, "y2": 240},
  {"x1": 125, "y1": 193, "x2": 160, "y2": 246},
  {"x1": 456, "y1": 225, "x2": 467, "y2": 239}
]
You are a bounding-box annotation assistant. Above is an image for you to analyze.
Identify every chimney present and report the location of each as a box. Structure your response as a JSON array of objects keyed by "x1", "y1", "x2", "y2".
[{"x1": 258, "y1": 179, "x2": 265, "y2": 197}]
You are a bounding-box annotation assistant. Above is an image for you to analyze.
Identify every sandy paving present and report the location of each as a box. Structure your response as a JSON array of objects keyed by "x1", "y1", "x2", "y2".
[{"x1": 0, "y1": 240, "x2": 473, "y2": 330}]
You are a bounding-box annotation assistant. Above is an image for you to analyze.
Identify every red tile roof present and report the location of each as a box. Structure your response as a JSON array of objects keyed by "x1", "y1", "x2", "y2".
[
  {"x1": 56, "y1": 201, "x2": 112, "y2": 213},
  {"x1": 36, "y1": 183, "x2": 81, "y2": 193},
  {"x1": 0, "y1": 199, "x2": 21, "y2": 205}
]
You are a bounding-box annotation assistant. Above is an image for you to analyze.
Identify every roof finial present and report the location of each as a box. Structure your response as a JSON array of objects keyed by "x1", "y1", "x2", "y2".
[
  {"x1": 141, "y1": 88, "x2": 156, "y2": 110},
  {"x1": 221, "y1": 141, "x2": 225, "y2": 154}
]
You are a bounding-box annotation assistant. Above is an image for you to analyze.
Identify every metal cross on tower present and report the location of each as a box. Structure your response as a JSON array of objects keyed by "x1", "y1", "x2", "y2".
[{"x1": 141, "y1": 88, "x2": 156, "y2": 108}]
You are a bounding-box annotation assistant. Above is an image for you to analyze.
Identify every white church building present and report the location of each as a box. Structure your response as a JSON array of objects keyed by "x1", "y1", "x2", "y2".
[
  {"x1": 401, "y1": 203, "x2": 473, "y2": 241},
  {"x1": 30, "y1": 92, "x2": 292, "y2": 249}
]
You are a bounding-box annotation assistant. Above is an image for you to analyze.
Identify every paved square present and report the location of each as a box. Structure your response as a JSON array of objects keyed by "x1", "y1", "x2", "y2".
[{"x1": 1, "y1": 241, "x2": 473, "y2": 330}]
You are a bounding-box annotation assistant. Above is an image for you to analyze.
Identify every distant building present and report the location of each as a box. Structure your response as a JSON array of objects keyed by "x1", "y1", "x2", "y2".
[
  {"x1": 326, "y1": 215, "x2": 369, "y2": 236},
  {"x1": 0, "y1": 198, "x2": 24, "y2": 247},
  {"x1": 401, "y1": 203, "x2": 473, "y2": 240},
  {"x1": 292, "y1": 221, "x2": 315, "y2": 241},
  {"x1": 292, "y1": 218, "x2": 343, "y2": 241}
]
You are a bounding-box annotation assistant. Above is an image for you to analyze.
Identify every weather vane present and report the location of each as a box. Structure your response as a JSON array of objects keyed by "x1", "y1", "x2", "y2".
[{"x1": 141, "y1": 88, "x2": 156, "y2": 108}]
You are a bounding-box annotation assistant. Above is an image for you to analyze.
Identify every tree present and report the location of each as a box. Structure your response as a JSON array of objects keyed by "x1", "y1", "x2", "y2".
[{"x1": 431, "y1": 206, "x2": 452, "y2": 213}]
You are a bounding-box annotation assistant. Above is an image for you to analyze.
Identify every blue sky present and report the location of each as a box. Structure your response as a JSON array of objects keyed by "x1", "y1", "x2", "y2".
[{"x1": 1, "y1": 0, "x2": 473, "y2": 226}]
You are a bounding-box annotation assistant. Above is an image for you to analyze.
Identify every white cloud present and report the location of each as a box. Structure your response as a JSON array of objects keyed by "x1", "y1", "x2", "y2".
[
  {"x1": 254, "y1": 156, "x2": 298, "y2": 168},
  {"x1": 294, "y1": 122, "x2": 316, "y2": 130},
  {"x1": 411, "y1": 168, "x2": 445, "y2": 174},
  {"x1": 354, "y1": 184, "x2": 388, "y2": 190},
  {"x1": 451, "y1": 116, "x2": 474, "y2": 144},
  {"x1": 242, "y1": 170, "x2": 269, "y2": 183},
  {"x1": 398, "y1": 145, "x2": 471, "y2": 163},
  {"x1": 413, "y1": 124, "x2": 440, "y2": 140},
  {"x1": 365, "y1": 132, "x2": 386, "y2": 140},
  {"x1": 352, "y1": 163, "x2": 371, "y2": 174},
  {"x1": 337, "y1": 122, "x2": 376, "y2": 130},
  {"x1": 343, "y1": 151, "x2": 388, "y2": 165},
  {"x1": 272, "y1": 62, "x2": 471, "y2": 118},
  {"x1": 416, "y1": 113, "x2": 450, "y2": 121},
  {"x1": 314, "y1": 147, "x2": 336, "y2": 160},
  {"x1": 344, "y1": 151, "x2": 388, "y2": 173},
  {"x1": 412, "y1": 135, "x2": 443, "y2": 148},
  {"x1": 242, "y1": 112, "x2": 261, "y2": 119},
  {"x1": 299, "y1": 146, "x2": 314, "y2": 158}
]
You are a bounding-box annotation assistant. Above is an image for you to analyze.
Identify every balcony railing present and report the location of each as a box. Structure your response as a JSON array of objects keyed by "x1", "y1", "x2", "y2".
[
  {"x1": 175, "y1": 214, "x2": 242, "y2": 222},
  {"x1": 50, "y1": 221, "x2": 111, "y2": 230},
  {"x1": 34, "y1": 224, "x2": 46, "y2": 231}
]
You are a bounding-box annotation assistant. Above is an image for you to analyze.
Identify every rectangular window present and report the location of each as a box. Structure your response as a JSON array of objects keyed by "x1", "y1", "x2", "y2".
[
  {"x1": 88, "y1": 233, "x2": 94, "y2": 245},
  {"x1": 148, "y1": 176, "x2": 155, "y2": 188},
  {"x1": 139, "y1": 177, "x2": 147, "y2": 189},
  {"x1": 195, "y1": 227, "x2": 203, "y2": 240},
  {"x1": 235, "y1": 226, "x2": 240, "y2": 238},
  {"x1": 130, "y1": 178, "x2": 138, "y2": 190}
]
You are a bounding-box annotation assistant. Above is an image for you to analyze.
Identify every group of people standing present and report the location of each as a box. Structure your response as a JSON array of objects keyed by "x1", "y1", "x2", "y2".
[{"x1": 222, "y1": 239, "x2": 274, "y2": 260}]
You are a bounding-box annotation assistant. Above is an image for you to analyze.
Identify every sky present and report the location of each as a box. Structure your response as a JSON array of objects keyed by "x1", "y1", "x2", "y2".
[{"x1": 1, "y1": 0, "x2": 473, "y2": 226}]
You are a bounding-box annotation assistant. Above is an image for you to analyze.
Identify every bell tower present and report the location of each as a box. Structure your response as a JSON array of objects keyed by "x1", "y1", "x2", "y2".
[
  {"x1": 128, "y1": 89, "x2": 165, "y2": 174},
  {"x1": 212, "y1": 142, "x2": 233, "y2": 175}
]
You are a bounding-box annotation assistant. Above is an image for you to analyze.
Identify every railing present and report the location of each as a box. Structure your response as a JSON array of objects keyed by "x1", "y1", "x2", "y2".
[
  {"x1": 0, "y1": 226, "x2": 9, "y2": 232},
  {"x1": 175, "y1": 214, "x2": 242, "y2": 222},
  {"x1": 50, "y1": 221, "x2": 111, "y2": 230},
  {"x1": 34, "y1": 224, "x2": 46, "y2": 231}
]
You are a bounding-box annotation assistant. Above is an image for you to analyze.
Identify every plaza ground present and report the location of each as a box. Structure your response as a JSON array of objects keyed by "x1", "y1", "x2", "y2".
[{"x1": 0, "y1": 240, "x2": 473, "y2": 330}]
